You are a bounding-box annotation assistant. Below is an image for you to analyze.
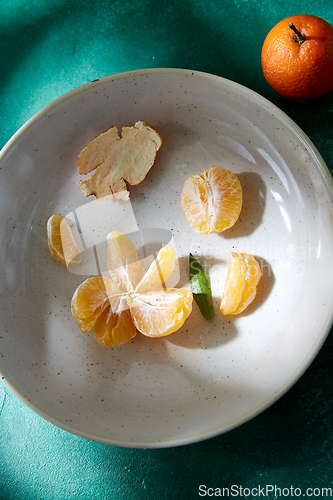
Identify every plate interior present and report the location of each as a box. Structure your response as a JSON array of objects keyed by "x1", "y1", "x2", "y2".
[{"x1": 1, "y1": 69, "x2": 333, "y2": 447}]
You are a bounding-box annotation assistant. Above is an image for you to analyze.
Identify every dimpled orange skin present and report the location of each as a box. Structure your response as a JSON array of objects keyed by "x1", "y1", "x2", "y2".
[{"x1": 261, "y1": 15, "x2": 333, "y2": 100}]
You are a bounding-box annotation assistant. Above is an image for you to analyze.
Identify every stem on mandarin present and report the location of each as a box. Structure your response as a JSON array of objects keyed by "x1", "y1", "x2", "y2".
[{"x1": 288, "y1": 22, "x2": 306, "y2": 44}]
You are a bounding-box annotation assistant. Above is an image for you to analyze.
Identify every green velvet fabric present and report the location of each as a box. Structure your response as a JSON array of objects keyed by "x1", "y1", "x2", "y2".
[{"x1": 1, "y1": 1, "x2": 332, "y2": 498}]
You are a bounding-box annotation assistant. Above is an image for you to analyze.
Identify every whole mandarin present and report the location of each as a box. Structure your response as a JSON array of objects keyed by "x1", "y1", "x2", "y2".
[{"x1": 261, "y1": 15, "x2": 333, "y2": 100}]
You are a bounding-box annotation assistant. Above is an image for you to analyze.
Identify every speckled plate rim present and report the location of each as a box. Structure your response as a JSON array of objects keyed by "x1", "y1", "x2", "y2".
[{"x1": 1, "y1": 68, "x2": 333, "y2": 448}]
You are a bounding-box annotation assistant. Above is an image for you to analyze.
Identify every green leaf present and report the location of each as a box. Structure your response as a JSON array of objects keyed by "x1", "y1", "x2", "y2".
[{"x1": 189, "y1": 253, "x2": 213, "y2": 320}]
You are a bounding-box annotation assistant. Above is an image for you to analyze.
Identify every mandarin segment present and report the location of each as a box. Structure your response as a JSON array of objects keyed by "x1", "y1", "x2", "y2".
[
  {"x1": 232, "y1": 255, "x2": 261, "y2": 315},
  {"x1": 181, "y1": 166, "x2": 242, "y2": 234},
  {"x1": 220, "y1": 253, "x2": 247, "y2": 315},
  {"x1": 74, "y1": 306, "x2": 105, "y2": 334},
  {"x1": 47, "y1": 214, "x2": 82, "y2": 266},
  {"x1": 220, "y1": 253, "x2": 261, "y2": 315},
  {"x1": 93, "y1": 308, "x2": 137, "y2": 347},
  {"x1": 71, "y1": 277, "x2": 121, "y2": 320},
  {"x1": 107, "y1": 231, "x2": 145, "y2": 290},
  {"x1": 130, "y1": 288, "x2": 193, "y2": 338},
  {"x1": 71, "y1": 276, "x2": 135, "y2": 347},
  {"x1": 135, "y1": 245, "x2": 176, "y2": 293}
]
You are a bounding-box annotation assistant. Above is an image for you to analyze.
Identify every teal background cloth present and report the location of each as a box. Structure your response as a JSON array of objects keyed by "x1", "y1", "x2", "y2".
[{"x1": 1, "y1": 0, "x2": 333, "y2": 498}]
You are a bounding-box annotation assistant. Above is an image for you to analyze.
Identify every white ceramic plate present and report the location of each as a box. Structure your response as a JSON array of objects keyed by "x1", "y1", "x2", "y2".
[{"x1": 1, "y1": 69, "x2": 333, "y2": 448}]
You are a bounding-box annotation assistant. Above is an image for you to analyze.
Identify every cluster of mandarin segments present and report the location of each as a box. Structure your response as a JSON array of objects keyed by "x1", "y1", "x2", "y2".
[
  {"x1": 220, "y1": 253, "x2": 261, "y2": 315},
  {"x1": 71, "y1": 231, "x2": 193, "y2": 347},
  {"x1": 46, "y1": 217, "x2": 192, "y2": 345},
  {"x1": 181, "y1": 166, "x2": 243, "y2": 234}
]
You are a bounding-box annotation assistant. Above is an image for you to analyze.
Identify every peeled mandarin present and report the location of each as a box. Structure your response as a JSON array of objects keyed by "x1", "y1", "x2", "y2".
[
  {"x1": 181, "y1": 166, "x2": 242, "y2": 234},
  {"x1": 72, "y1": 233, "x2": 193, "y2": 345}
]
